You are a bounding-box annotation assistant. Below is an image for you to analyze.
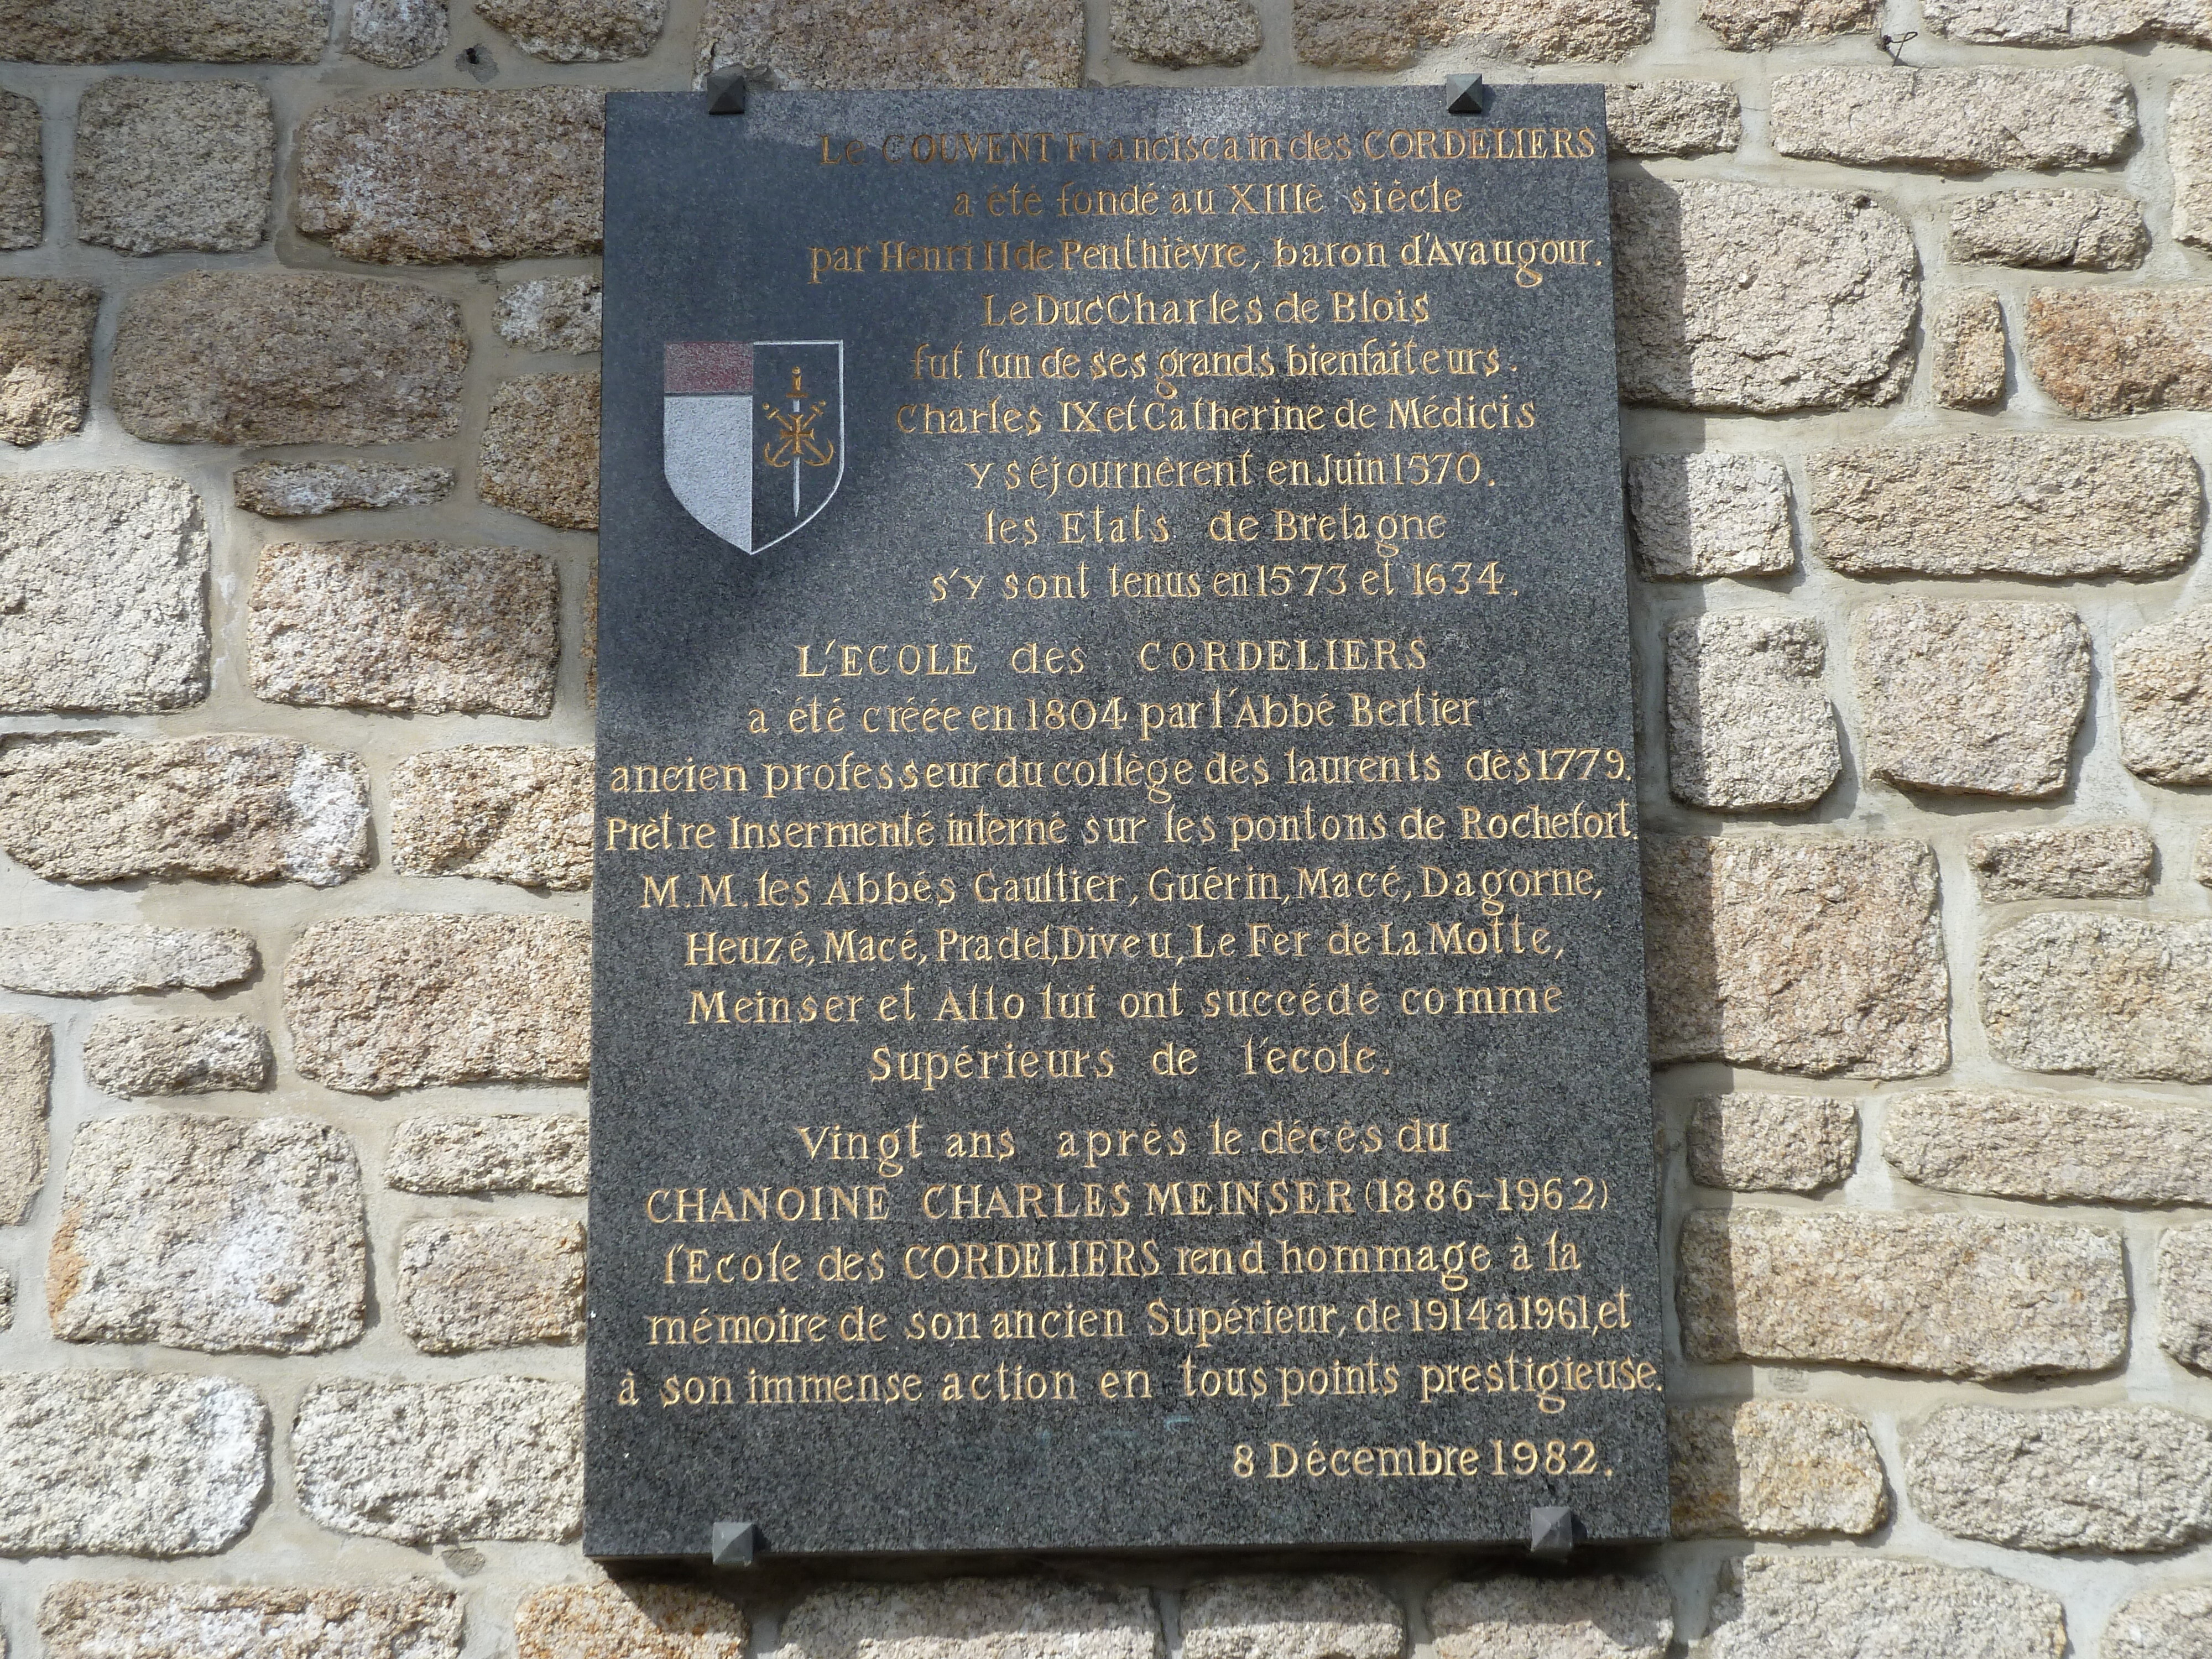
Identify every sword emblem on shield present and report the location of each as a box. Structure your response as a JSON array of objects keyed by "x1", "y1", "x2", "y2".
[{"x1": 662, "y1": 340, "x2": 845, "y2": 554}]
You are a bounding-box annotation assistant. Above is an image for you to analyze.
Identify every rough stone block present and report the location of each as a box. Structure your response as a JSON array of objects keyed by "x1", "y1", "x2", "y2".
[
  {"x1": 2119, "y1": 606, "x2": 2212, "y2": 784},
  {"x1": 1701, "y1": 0, "x2": 1870, "y2": 46},
  {"x1": 1644, "y1": 837, "x2": 1948, "y2": 1079},
  {"x1": 293, "y1": 1378, "x2": 582, "y2": 1543},
  {"x1": 1907, "y1": 1406, "x2": 2212, "y2": 1552},
  {"x1": 1851, "y1": 599, "x2": 2088, "y2": 798},
  {"x1": 0, "y1": 924, "x2": 255, "y2": 996},
  {"x1": 390, "y1": 745, "x2": 592, "y2": 889},
  {"x1": 1886, "y1": 1088, "x2": 2212, "y2": 1203},
  {"x1": 1427, "y1": 1578, "x2": 1669, "y2": 1659},
  {"x1": 481, "y1": 373, "x2": 599, "y2": 530},
  {"x1": 387, "y1": 1112, "x2": 588, "y2": 1194},
  {"x1": 0, "y1": 733, "x2": 369, "y2": 887},
  {"x1": 1770, "y1": 67, "x2": 2136, "y2": 173},
  {"x1": 517, "y1": 1584, "x2": 745, "y2": 1659},
  {"x1": 0, "y1": 1012, "x2": 49, "y2": 1225},
  {"x1": 782, "y1": 1581, "x2": 1161, "y2": 1659},
  {"x1": 112, "y1": 273, "x2": 467, "y2": 445},
  {"x1": 1685, "y1": 1093, "x2": 1855, "y2": 1192},
  {"x1": 0, "y1": 1372, "x2": 267, "y2": 1555},
  {"x1": 399, "y1": 1218, "x2": 584, "y2": 1353},
  {"x1": 1665, "y1": 613, "x2": 1839, "y2": 811},
  {"x1": 286, "y1": 914, "x2": 589, "y2": 1093},
  {"x1": 1984, "y1": 914, "x2": 2212, "y2": 1082},
  {"x1": 236, "y1": 462, "x2": 454, "y2": 518},
  {"x1": 295, "y1": 89, "x2": 603, "y2": 264},
  {"x1": 1109, "y1": 0, "x2": 1259, "y2": 64},
  {"x1": 41, "y1": 1582, "x2": 463, "y2": 1659},
  {"x1": 348, "y1": 0, "x2": 447, "y2": 61},
  {"x1": 0, "y1": 276, "x2": 95, "y2": 445},
  {"x1": 248, "y1": 541, "x2": 558, "y2": 717},
  {"x1": 1705, "y1": 1557, "x2": 2064, "y2": 1659},
  {"x1": 0, "y1": 0, "x2": 327, "y2": 59},
  {"x1": 1808, "y1": 434, "x2": 2199, "y2": 578},
  {"x1": 697, "y1": 0, "x2": 1086, "y2": 87},
  {"x1": 1182, "y1": 1578, "x2": 1402, "y2": 1659},
  {"x1": 2161, "y1": 1226, "x2": 2212, "y2": 1372},
  {"x1": 1969, "y1": 825, "x2": 2153, "y2": 901},
  {"x1": 1603, "y1": 81, "x2": 1740, "y2": 157},
  {"x1": 498, "y1": 274, "x2": 601, "y2": 353},
  {"x1": 1932, "y1": 290, "x2": 2005, "y2": 409},
  {"x1": 1669, "y1": 1401, "x2": 1886, "y2": 1537},
  {"x1": 1625, "y1": 453, "x2": 1792, "y2": 580},
  {"x1": 1612, "y1": 179, "x2": 1916, "y2": 413},
  {"x1": 2026, "y1": 287, "x2": 2212, "y2": 418},
  {"x1": 2177, "y1": 79, "x2": 2212, "y2": 252},
  {"x1": 1292, "y1": 0, "x2": 1651, "y2": 64},
  {"x1": 478, "y1": 0, "x2": 661, "y2": 58},
  {"x1": 2106, "y1": 1588, "x2": 2212, "y2": 1659},
  {"x1": 0, "y1": 87, "x2": 39, "y2": 249},
  {"x1": 73, "y1": 79, "x2": 270, "y2": 254},
  {"x1": 1923, "y1": 0, "x2": 2209, "y2": 44},
  {"x1": 49, "y1": 1112, "x2": 366, "y2": 1355},
  {"x1": 83, "y1": 1014, "x2": 270, "y2": 1096},
  {"x1": 1678, "y1": 1207, "x2": 2127, "y2": 1378},
  {"x1": 1949, "y1": 190, "x2": 2148, "y2": 269}
]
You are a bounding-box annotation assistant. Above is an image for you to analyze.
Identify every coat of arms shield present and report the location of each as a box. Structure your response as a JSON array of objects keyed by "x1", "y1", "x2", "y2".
[{"x1": 662, "y1": 340, "x2": 845, "y2": 553}]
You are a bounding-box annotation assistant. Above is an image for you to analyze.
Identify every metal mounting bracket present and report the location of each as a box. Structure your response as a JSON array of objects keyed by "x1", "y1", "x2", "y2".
[
  {"x1": 709, "y1": 1520, "x2": 763, "y2": 1565},
  {"x1": 706, "y1": 70, "x2": 749, "y2": 114},
  {"x1": 1444, "y1": 74, "x2": 1487, "y2": 116}
]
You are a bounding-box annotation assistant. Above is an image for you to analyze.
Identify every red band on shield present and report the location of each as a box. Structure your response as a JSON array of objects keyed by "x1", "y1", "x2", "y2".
[{"x1": 664, "y1": 341, "x2": 754, "y2": 394}]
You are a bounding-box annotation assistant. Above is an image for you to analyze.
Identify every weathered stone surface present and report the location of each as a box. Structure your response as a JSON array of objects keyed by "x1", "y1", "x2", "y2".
[
  {"x1": 2177, "y1": 79, "x2": 2212, "y2": 252},
  {"x1": 73, "y1": 79, "x2": 269, "y2": 255},
  {"x1": 1679, "y1": 1207, "x2": 2127, "y2": 1378},
  {"x1": 1686, "y1": 1093, "x2": 1855, "y2": 1192},
  {"x1": 1852, "y1": 599, "x2": 2088, "y2": 798},
  {"x1": 1949, "y1": 190, "x2": 2148, "y2": 270},
  {"x1": 1984, "y1": 915, "x2": 2212, "y2": 1082},
  {"x1": 1887, "y1": 1088, "x2": 2212, "y2": 1203},
  {"x1": 1109, "y1": 0, "x2": 1259, "y2": 64},
  {"x1": 112, "y1": 273, "x2": 467, "y2": 446},
  {"x1": 0, "y1": 278, "x2": 95, "y2": 445},
  {"x1": 390, "y1": 745, "x2": 592, "y2": 890},
  {"x1": 249, "y1": 542, "x2": 557, "y2": 717},
  {"x1": 1933, "y1": 290, "x2": 2005, "y2": 409},
  {"x1": 478, "y1": 0, "x2": 659, "y2": 57},
  {"x1": 236, "y1": 462, "x2": 454, "y2": 518},
  {"x1": 0, "y1": 924, "x2": 255, "y2": 997},
  {"x1": 2160, "y1": 1226, "x2": 2212, "y2": 1372},
  {"x1": 0, "y1": 0, "x2": 327, "y2": 59},
  {"x1": 1292, "y1": 0, "x2": 1651, "y2": 65},
  {"x1": 1665, "y1": 614, "x2": 1839, "y2": 811},
  {"x1": 517, "y1": 1584, "x2": 745, "y2": 1659},
  {"x1": 785, "y1": 1581, "x2": 1160, "y2": 1659},
  {"x1": 295, "y1": 89, "x2": 604, "y2": 264},
  {"x1": 2026, "y1": 287, "x2": 2212, "y2": 418},
  {"x1": 84, "y1": 1014, "x2": 269, "y2": 1097},
  {"x1": 1923, "y1": 0, "x2": 2210, "y2": 44},
  {"x1": 1669, "y1": 1401, "x2": 1886, "y2": 1537},
  {"x1": 2105, "y1": 1587, "x2": 2212, "y2": 1659},
  {"x1": 1, "y1": 1268, "x2": 11, "y2": 1327},
  {"x1": 293, "y1": 1378, "x2": 582, "y2": 1543},
  {"x1": 2118, "y1": 606, "x2": 2212, "y2": 784},
  {"x1": 1701, "y1": 0, "x2": 1870, "y2": 47},
  {"x1": 348, "y1": 0, "x2": 447, "y2": 62},
  {"x1": 1808, "y1": 434, "x2": 2199, "y2": 579},
  {"x1": 1969, "y1": 825, "x2": 2153, "y2": 901},
  {"x1": 1907, "y1": 1406, "x2": 2212, "y2": 1552},
  {"x1": 0, "y1": 1372, "x2": 267, "y2": 1555},
  {"x1": 0, "y1": 1012, "x2": 49, "y2": 1225},
  {"x1": 49, "y1": 1112, "x2": 366, "y2": 1354},
  {"x1": 1770, "y1": 67, "x2": 2135, "y2": 173},
  {"x1": 1428, "y1": 1578, "x2": 1669, "y2": 1659},
  {"x1": 497, "y1": 274, "x2": 600, "y2": 353},
  {"x1": 386, "y1": 1112, "x2": 588, "y2": 1194},
  {"x1": 1705, "y1": 1557, "x2": 2064, "y2": 1659},
  {"x1": 41, "y1": 1582, "x2": 464, "y2": 1659},
  {"x1": 0, "y1": 87, "x2": 40, "y2": 249},
  {"x1": 1183, "y1": 1578, "x2": 1401, "y2": 1659},
  {"x1": 0, "y1": 733, "x2": 369, "y2": 888},
  {"x1": 2200, "y1": 828, "x2": 2212, "y2": 890},
  {"x1": 399, "y1": 1218, "x2": 584, "y2": 1353},
  {"x1": 1613, "y1": 179, "x2": 1917, "y2": 413},
  {"x1": 1625, "y1": 453, "x2": 1791, "y2": 580},
  {"x1": 1645, "y1": 837, "x2": 1948, "y2": 1079},
  {"x1": 1604, "y1": 81, "x2": 1739, "y2": 158},
  {"x1": 481, "y1": 373, "x2": 598, "y2": 530},
  {"x1": 286, "y1": 914, "x2": 589, "y2": 1093},
  {"x1": 697, "y1": 0, "x2": 1086, "y2": 87}
]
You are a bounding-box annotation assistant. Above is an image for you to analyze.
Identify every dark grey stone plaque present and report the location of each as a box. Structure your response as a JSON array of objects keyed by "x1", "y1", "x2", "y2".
[{"x1": 589, "y1": 84, "x2": 1663, "y2": 1561}]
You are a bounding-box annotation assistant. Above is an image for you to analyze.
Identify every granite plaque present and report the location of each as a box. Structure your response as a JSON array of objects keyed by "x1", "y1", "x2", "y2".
[{"x1": 589, "y1": 84, "x2": 1663, "y2": 1560}]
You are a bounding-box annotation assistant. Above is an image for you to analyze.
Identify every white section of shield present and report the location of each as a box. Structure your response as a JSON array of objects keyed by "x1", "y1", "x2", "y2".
[
  {"x1": 664, "y1": 393, "x2": 754, "y2": 552},
  {"x1": 751, "y1": 340, "x2": 846, "y2": 555}
]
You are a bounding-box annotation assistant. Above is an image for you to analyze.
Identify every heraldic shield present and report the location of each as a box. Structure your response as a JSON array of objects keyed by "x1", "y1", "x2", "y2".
[{"x1": 662, "y1": 340, "x2": 845, "y2": 554}]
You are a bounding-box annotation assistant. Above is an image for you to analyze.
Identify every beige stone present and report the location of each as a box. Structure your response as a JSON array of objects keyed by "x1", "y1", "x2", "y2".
[
  {"x1": 293, "y1": 1378, "x2": 582, "y2": 1542},
  {"x1": 1678, "y1": 1207, "x2": 2127, "y2": 1378},
  {"x1": 1807, "y1": 434, "x2": 2200, "y2": 580},
  {"x1": 1701, "y1": 0, "x2": 1870, "y2": 46},
  {"x1": 1852, "y1": 599, "x2": 2087, "y2": 798},
  {"x1": 1969, "y1": 825, "x2": 2154, "y2": 901},
  {"x1": 1604, "y1": 81, "x2": 1740, "y2": 157},
  {"x1": 2177, "y1": 79, "x2": 2212, "y2": 252},
  {"x1": 1685, "y1": 1093, "x2": 1856, "y2": 1192},
  {"x1": 0, "y1": 1372, "x2": 267, "y2": 1555},
  {"x1": 0, "y1": 0, "x2": 327, "y2": 59},
  {"x1": 1668, "y1": 1401, "x2": 1887, "y2": 1537},
  {"x1": 784, "y1": 1580, "x2": 1160, "y2": 1659},
  {"x1": 517, "y1": 1584, "x2": 745, "y2": 1659},
  {"x1": 1612, "y1": 179, "x2": 1916, "y2": 413},
  {"x1": 0, "y1": 88, "x2": 39, "y2": 249},
  {"x1": 1292, "y1": 0, "x2": 1651, "y2": 65},
  {"x1": 41, "y1": 1582, "x2": 463, "y2": 1659},
  {"x1": 478, "y1": 0, "x2": 660, "y2": 58},
  {"x1": 73, "y1": 79, "x2": 269, "y2": 254},
  {"x1": 481, "y1": 373, "x2": 599, "y2": 530},
  {"x1": 236, "y1": 462, "x2": 454, "y2": 518},
  {"x1": 1427, "y1": 1578, "x2": 1669, "y2": 1659},
  {"x1": 1, "y1": 1268, "x2": 11, "y2": 1327},
  {"x1": 1183, "y1": 1578, "x2": 1401, "y2": 1659},
  {"x1": 296, "y1": 90, "x2": 602, "y2": 264},
  {"x1": 84, "y1": 1014, "x2": 269, "y2": 1096},
  {"x1": 286, "y1": 914, "x2": 590, "y2": 1093},
  {"x1": 2199, "y1": 828, "x2": 2212, "y2": 890},
  {"x1": 498, "y1": 274, "x2": 601, "y2": 353},
  {"x1": 1110, "y1": 0, "x2": 1258, "y2": 63},
  {"x1": 399, "y1": 1218, "x2": 583, "y2": 1353},
  {"x1": 1886, "y1": 1088, "x2": 2212, "y2": 1203},
  {"x1": 0, "y1": 1013, "x2": 48, "y2": 1225},
  {"x1": 1907, "y1": 1406, "x2": 2212, "y2": 1552},
  {"x1": 112, "y1": 273, "x2": 467, "y2": 445},
  {"x1": 2118, "y1": 606, "x2": 2212, "y2": 784},
  {"x1": 2106, "y1": 1587, "x2": 2212, "y2": 1659},
  {"x1": 390, "y1": 745, "x2": 593, "y2": 889},
  {"x1": 249, "y1": 541, "x2": 558, "y2": 717},
  {"x1": 385, "y1": 1112, "x2": 588, "y2": 1194},
  {"x1": 347, "y1": 0, "x2": 447, "y2": 62},
  {"x1": 0, "y1": 733, "x2": 369, "y2": 887},
  {"x1": 1706, "y1": 1557, "x2": 2064, "y2": 1659},
  {"x1": 1665, "y1": 614, "x2": 1839, "y2": 811},
  {"x1": 1770, "y1": 67, "x2": 2135, "y2": 173},
  {"x1": 1625, "y1": 453, "x2": 1792, "y2": 580},
  {"x1": 2026, "y1": 287, "x2": 2212, "y2": 418},
  {"x1": 1923, "y1": 0, "x2": 2211, "y2": 44},
  {"x1": 0, "y1": 277, "x2": 95, "y2": 445},
  {"x1": 0, "y1": 924, "x2": 255, "y2": 997},
  {"x1": 1984, "y1": 915, "x2": 2212, "y2": 1082},
  {"x1": 698, "y1": 0, "x2": 1085, "y2": 87},
  {"x1": 1949, "y1": 190, "x2": 2148, "y2": 270},
  {"x1": 2160, "y1": 1226, "x2": 2212, "y2": 1371},
  {"x1": 1932, "y1": 290, "x2": 2006, "y2": 409},
  {"x1": 1644, "y1": 837, "x2": 1949, "y2": 1079}
]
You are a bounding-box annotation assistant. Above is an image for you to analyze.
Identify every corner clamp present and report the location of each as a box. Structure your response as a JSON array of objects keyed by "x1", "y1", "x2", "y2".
[
  {"x1": 1444, "y1": 74, "x2": 1487, "y2": 116},
  {"x1": 709, "y1": 1520, "x2": 764, "y2": 1566},
  {"x1": 706, "y1": 70, "x2": 748, "y2": 115}
]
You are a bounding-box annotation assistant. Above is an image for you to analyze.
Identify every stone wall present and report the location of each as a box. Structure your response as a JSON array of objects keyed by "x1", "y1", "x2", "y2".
[{"x1": 0, "y1": 0, "x2": 2209, "y2": 1652}]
